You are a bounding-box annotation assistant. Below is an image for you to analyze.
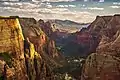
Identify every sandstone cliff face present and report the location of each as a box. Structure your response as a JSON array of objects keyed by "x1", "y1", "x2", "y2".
[
  {"x1": 81, "y1": 53, "x2": 120, "y2": 80},
  {"x1": 19, "y1": 18, "x2": 59, "y2": 59},
  {"x1": 81, "y1": 15, "x2": 120, "y2": 80},
  {"x1": 0, "y1": 17, "x2": 55, "y2": 80},
  {"x1": 38, "y1": 19, "x2": 53, "y2": 38},
  {"x1": 0, "y1": 17, "x2": 28, "y2": 80},
  {"x1": 19, "y1": 18, "x2": 62, "y2": 68},
  {"x1": 24, "y1": 39, "x2": 53, "y2": 80},
  {"x1": 96, "y1": 15, "x2": 120, "y2": 55}
]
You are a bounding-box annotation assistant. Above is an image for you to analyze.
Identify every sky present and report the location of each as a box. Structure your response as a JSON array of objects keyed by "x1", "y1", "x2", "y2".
[{"x1": 0, "y1": 0, "x2": 120, "y2": 23}]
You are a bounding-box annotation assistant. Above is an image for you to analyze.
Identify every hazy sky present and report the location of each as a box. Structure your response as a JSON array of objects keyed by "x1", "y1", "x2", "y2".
[{"x1": 0, "y1": 0, "x2": 120, "y2": 23}]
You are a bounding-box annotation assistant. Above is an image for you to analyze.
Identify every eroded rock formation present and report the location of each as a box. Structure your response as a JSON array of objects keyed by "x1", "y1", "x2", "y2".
[
  {"x1": 0, "y1": 16, "x2": 61, "y2": 80},
  {"x1": 20, "y1": 18, "x2": 60, "y2": 59},
  {"x1": 81, "y1": 53, "x2": 120, "y2": 80},
  {"x1": 81, "y1": 14, "x2": 120, "y2": 80}
]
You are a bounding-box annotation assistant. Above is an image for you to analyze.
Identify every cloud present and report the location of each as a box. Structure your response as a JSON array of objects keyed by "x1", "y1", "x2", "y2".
[
  {"x1": 41, "y1": 0, "x2": 76, "y2": 2},
  {"x1": 56, "y1": 5, "x2": 76, "y2": 8},
  {"x1": 2, "y1": 2, "x2": 40, "y2": 8},
  {"x1": 99, "y1": 0, "x2": 104, "y2": 2},
  {"x1": 46, "y1": 4, "x2": 52, "y2": 8},
  {"x1": 37, "y1": 9, "x2": 95, "y2": 23},
  {"x1": 113, "y1": 2, "x2": 120, "y2": 5},
  {"x1": 84, "y1": 7, "x2": 104, "y2": 10},
  {"x1": 0, "y1": 1, "x2": 96, "y2": 23},
  {"x1": 110, "y1": 6, "x2": 120, "y2": 8}
]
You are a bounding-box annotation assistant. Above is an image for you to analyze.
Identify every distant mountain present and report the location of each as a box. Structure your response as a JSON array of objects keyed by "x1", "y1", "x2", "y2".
[
  {"x1": 55, "y1": 19, "x2": 82, "y2": 25},
  {"x1": 44, "y1": 19, "x2": 90, "y2": 57},
  {"x1": 48, "y1": 19, "x2": 89, "y2": 33}
]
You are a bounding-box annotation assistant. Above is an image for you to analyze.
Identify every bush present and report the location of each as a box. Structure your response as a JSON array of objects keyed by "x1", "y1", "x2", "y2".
[{"x1": 0, "y1": 52, "x2": 12, "y2": 68}]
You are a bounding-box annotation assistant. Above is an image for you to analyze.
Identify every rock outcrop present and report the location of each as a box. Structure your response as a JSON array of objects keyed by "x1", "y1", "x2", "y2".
[
  {"x1": 19, "y1": 18, "x2": 60, "y2": 59},
  {"x1": 19, "y1": 18, "x2": 63, "y2": 68},
  {"x1": 81, "y1": 53, "x2": 120, "y2": 80},
  {"x1": 0, "y1": 17, "x2": 28, "y2": 80},
  {"x1": 24, "y1": 38, "x2": 53, "y2": 80},
  {"x1": 38, "y1": 19, "x2": 53, "y2": 38},
  {"x1": 81, "y1": 14, "x2": 120, "y2": 80},
  {"x1": 0, "y1": 16, "x2": 61, "y2": 80}
]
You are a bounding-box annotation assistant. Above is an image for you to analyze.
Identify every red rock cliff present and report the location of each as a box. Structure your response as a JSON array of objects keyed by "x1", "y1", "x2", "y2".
[
  {"x1": 19, "y1": 18, "x2": 62, "y2": 68},
  {"x1": 81, "y1": 15, "x2": 120, "y2": 80}
]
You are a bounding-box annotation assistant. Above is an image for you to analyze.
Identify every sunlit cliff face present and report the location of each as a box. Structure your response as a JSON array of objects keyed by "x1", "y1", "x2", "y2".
[{"x1": 0, "y1": 17, "x2": 24, "y2": 55}]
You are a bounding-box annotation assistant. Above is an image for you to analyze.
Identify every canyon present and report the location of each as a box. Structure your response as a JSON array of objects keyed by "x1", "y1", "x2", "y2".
[{"x1": 0, "y1": 14, "x2": 120, "y2": 80}]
